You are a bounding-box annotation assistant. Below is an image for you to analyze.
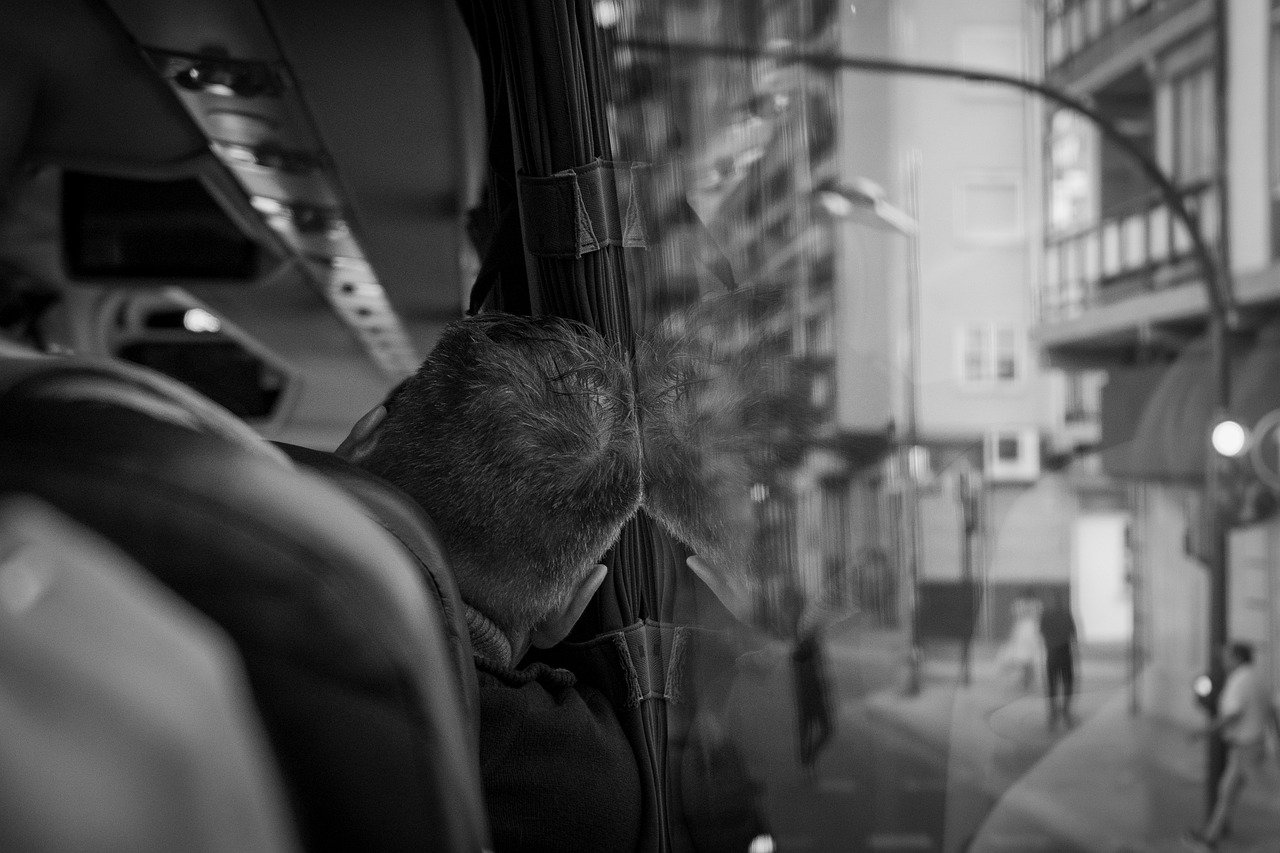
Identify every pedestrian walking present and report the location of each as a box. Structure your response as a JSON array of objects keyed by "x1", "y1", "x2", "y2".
[
  {"x1": 1039, "y1": 589, "x2": 1077, "y2": 729},
  {"x1": 996, "y1": 588, "x2": 1043, "y2": 692},
  {"x1": 1184, "y1": 642, "x2": 1277, "y2": 851},
  {"x1": 791, "y1": 629, "x2": 834, "y2": 781}
]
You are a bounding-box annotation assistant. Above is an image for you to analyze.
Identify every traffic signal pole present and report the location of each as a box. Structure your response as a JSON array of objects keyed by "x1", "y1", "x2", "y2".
[{"x1": 1205, "y1": 0, "x2": 1233, "y2": 812}]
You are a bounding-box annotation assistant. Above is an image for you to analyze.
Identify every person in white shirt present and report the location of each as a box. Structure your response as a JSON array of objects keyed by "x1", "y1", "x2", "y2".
[{"x1": 1186, "y1": 642, "x2": 1274, "y2": 849}]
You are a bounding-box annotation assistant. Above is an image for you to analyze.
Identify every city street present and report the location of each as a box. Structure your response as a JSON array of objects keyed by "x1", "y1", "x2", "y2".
[{"x1": 722, "y1": 621, "x2": 1280, "y2": 852}]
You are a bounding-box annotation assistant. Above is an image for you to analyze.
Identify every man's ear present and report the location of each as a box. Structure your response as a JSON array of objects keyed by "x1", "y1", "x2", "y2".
[
  {"x1": 335, "y1": 404, "x2": 387, "y2": 462},
  {"x1": 530, "y1": 564, "x2": 608, "y2": 649}
]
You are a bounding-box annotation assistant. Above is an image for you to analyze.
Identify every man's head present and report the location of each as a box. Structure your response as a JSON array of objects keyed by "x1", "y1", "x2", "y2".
[{"x1": 356, "y1": 314, "x2": 641, "y2": 638}]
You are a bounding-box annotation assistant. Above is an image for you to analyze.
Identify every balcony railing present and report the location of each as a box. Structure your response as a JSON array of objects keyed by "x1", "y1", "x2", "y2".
[
  {"x1": 1044, "y1": 0, "x2": 1201, "y2": 71},
  {"x1": 1040, "y1": 181, "x2": 1217, "y2": 324}
]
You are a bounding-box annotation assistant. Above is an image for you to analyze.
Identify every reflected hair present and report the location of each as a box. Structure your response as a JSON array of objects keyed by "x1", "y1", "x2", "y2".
[
  {"x1": 360, "y1": 313, "x2": 641, "y2": 633},
  {"x1": 634, "y1": 327, "x2": 757, "y2": 571}
]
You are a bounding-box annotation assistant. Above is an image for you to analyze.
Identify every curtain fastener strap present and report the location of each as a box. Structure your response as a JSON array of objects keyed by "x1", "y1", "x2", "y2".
[{"x1": 517, "y1": 158, "x2": 650, "y2": 258}]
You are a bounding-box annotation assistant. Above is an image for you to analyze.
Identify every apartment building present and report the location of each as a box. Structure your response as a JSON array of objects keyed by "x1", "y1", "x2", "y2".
[
  {"x1": 829, "y1": 0, "x2": 1079, "y2": 642},
  {"x1": 611, "y1": 0, "x2": 1073, "y2": 639},
  {"x1": 1037, "y1": 0, "x2": 1280, "y2": 719}
]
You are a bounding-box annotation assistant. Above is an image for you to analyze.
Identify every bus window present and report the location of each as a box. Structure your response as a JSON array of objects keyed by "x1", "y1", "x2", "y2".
[{"x1": 5, "y1": 1, "x2": 1280, "y2": 851}]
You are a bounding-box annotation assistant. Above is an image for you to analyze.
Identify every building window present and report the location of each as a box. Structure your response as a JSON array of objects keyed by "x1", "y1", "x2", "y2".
[
  {"x1": 1049, "y1": 110, "x2": 1096, "y2": 235},
  {"x1": 1083, "y1": 0, "x2": 1103, "y2": 42},
  {"x1": 994, "y1": 326, "x2": 1019, "y2": 380},
  {"x1": 1066, "y1": 3, "x2": 1085, "y2": 55},
  {"x1": 805, "y1": 313, "x2": 834, "y2": 356},
  {"x1": 806, "y1": 93, "x2": 837, "y2": 163},
  {"x1": 809, "y1": 249, "x2": 835, "y2": 294},
  {"x1": 1171, "y1": 66, "x2": 1216, "y2": 185},
  {"x1": 1047, "y1": 18, "x2": 1066, "y2": 65},
  {"x1": 958, "y1": 323, "x2": 1023, "y2": 384},
  {"x1": 765, "y1": 167, "x2": 792, "y2": 206},
  {"x1": 956, "y1": 173, "x2": 1023, "y2": 242},
  {"x1": 1271, "y1": 16, "x2": 1280, "y2": 257},
  {"x1": 810, "y1": 369, "x2": 834, "y2": 409},
  {"x1": 1064, "y1": 370, "x2": 1102, "y2": 422}
]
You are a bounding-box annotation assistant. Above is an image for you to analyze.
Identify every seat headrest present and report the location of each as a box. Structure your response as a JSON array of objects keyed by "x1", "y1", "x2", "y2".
[
  {"x1": 0, "y1": 367, "x2": 491, "y2": 851},
  {"x1": 0, "y1": 495, "x2": 299, "y2": 852},
  {"x1": 0, "y1": 349, "x2": 288, "y2": 466},
  {"x1": 274, "y1": 442, "x2": 480, "y2": 734}
]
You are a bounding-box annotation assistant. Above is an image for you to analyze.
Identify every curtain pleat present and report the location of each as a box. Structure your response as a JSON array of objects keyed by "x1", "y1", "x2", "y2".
[{"x1": 453, "y1": 3, "x2": 707, "y2": 850}]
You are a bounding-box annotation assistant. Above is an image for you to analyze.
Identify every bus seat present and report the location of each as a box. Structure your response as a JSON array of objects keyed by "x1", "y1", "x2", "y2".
[
  {"x1": 0, "y1": 495, "x2": 298, "y2": 853},
  {"x1": 0, "y1": 345, "x2": 289, "y2": 466},
  {"x1": 0, "y1": 353, "x2": 491, "y2": 852},
  {"x1": 272, "y1": 441, "x2": 480, "y2": 742}
]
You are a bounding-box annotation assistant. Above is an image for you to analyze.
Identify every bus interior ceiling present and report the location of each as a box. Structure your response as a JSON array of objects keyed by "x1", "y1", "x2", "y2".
[{"x1": 0, "y1": 0, "x2": 484, "y2": 449}]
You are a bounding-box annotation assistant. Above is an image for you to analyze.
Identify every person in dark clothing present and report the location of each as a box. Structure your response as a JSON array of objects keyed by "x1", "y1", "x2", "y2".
[
  {"x1": 340, "y1": 313, "x2": 644, "y2": 852},
  {"x1": 473, "y1": 658, "x2": 641, "y2": 853},
  {"x1": 1039, "y1": 589, "x2": 1077, "y2": 729},
  {"x1": 791, "y1": 630, "x2": 835, "y2": 779}
]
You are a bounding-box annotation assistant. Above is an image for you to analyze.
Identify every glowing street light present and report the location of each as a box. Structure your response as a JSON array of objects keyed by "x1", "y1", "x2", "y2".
[
  {"x1": 1211, "y1": 419, "x2": 1247, "y2": 457},
  {"x1": 182, "y1": 308, "x2": 222, "y2": 334}
]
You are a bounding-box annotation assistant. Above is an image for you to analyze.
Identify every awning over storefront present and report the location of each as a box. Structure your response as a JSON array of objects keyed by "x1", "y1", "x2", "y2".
[
  {"x1": 1102, "y1": 319, "x2": 1280, "y2": 482},
  {"x1": 1099, "y1": 361, "x2": 1171, "y2": 479}
]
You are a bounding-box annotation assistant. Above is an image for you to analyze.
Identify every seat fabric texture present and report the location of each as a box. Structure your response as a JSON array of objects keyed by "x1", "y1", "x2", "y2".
[{"x1": 0, "y1": 354, "x2": 490, "y2": 852}]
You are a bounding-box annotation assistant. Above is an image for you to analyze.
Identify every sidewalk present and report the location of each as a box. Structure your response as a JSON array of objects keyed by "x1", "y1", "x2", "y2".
[
  {"x1": 856, "y1": 641, "x2": 1125, "y2": 849},
  {"x1": 849, "y1": 638, "x2": 1280, "y2": 852},
  {"x1": 727, "y1": 627, "x2": 1280, "y2": 851},
  {"x1": 969, "y1": 678, "x2": 1280, "y2": 852}
]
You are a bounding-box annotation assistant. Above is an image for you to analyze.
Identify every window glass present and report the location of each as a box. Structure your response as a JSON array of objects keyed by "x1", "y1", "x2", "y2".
[
  {"x1": 1109, "y1": 0, "x2": 1129, "y2": 26},
  {"x1": 1272, "y1": 20, "x2": 1280, "y2": 257},
  {"x1": 601, "y1": 3, "x2": 1273, "y2": 850},
  {"x1": 1050, "y1": 110, "x2": 1096, "y2": 234},
  {"x1": 995, "y1": 326, "x2": 1019, "y2": 380},
  {"x1": 963, "y1": 325, "x2": 989, "y2": 381},
  {"x1": 959, "y1": 324, "x2": 1022, "y2": 384},
  {"x1": 1172, "y1": 66, "x2": 1216, "y2": 184}
]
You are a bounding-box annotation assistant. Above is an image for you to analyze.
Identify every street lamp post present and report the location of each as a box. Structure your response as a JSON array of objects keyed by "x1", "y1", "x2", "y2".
[
  {"x1": 956, "y1": 460, "x2": 979, "y2": 687},
  {"x1": 816, "y1": 175, "x2": 925, "y2": 694},
  {"x1": 621, "y1": 28, "x2": 1240, "y2": 814},
  {"x1": 1205, "y1": 0, "x2": 1233, "y2": 808},
  {"x1": 901, "y1": 154, "x2": 924, "y2": 696}
]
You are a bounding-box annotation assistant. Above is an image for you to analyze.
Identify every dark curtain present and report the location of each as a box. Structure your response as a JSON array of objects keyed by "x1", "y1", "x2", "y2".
[{"x1": 454, "y1": 3, "x2": 746, "y2": 851}]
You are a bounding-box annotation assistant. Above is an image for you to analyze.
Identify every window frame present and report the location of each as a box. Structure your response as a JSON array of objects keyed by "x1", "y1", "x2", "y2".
[{"x1": 956, "y1": 322, "x2": 1026, "y2": 387}]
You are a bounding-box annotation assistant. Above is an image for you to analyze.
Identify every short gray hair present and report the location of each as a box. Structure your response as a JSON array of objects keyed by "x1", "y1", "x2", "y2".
[{"x1": 360, "y1": 314, "x2": 641, "y2": 633}]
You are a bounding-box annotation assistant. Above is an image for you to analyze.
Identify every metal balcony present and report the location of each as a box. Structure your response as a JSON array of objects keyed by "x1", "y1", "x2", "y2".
[{"x1": 1040, "y1": 181, "x2": 1217, "y2": 324}]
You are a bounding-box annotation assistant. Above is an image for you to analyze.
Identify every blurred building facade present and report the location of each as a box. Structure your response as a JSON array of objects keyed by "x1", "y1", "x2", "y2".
[
  {"x1": 833, "y1": 0, "x2": 1077, "y2": 646},
  {"x1": 1036, "y1": 0, "x2": 1280, "y2": 721},
  {"x1": 612, "y1": 0, "x2": 1083, "y2": 643}
]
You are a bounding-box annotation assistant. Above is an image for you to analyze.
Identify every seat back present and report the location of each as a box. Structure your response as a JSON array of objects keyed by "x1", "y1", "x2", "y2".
[
  {"x1": 0, "y1": 495, "x2": 298, "y2": 853},
  {"x1": 0, "y1": 352, "x2": 490, "y2": 852},
  {"x1": 273, "y1": 442, "x2": 480, "y2": 743}
]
